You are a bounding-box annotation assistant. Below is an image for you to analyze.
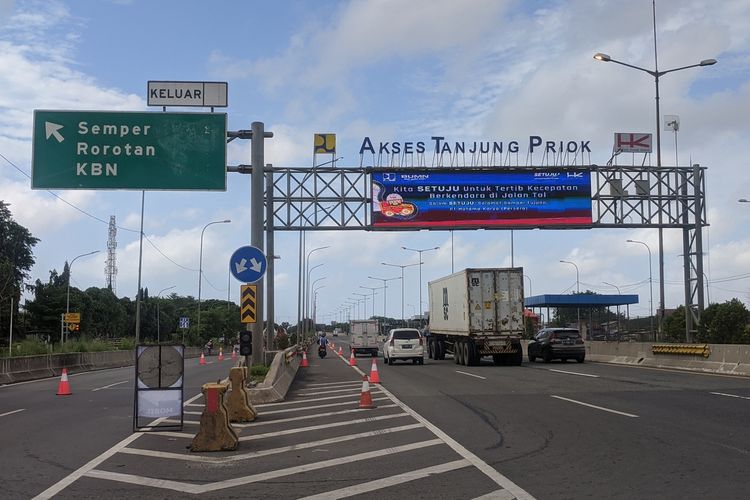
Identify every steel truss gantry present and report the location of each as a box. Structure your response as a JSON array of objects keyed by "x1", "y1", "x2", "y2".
[{"x1": 267, "y1": 164, "x2": 706, "y2": 339}]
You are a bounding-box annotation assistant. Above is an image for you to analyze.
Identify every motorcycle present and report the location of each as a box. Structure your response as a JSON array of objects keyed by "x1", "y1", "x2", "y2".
[{"x1": 318, "y1": 344, "x2": 327, "y2": 358}]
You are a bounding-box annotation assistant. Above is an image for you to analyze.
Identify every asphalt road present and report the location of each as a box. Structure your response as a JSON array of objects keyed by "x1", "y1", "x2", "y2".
[{"x1": 2, "y1": 337, "x2": 749, "y2": 499}]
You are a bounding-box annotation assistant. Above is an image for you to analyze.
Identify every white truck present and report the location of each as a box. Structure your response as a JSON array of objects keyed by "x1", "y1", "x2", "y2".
[
  {"x1": 349, "y1": 319, "x2": 380, "y2": 357},
  {"x1": 427, "y1": 268, "x2": 525, "y2": 366}
]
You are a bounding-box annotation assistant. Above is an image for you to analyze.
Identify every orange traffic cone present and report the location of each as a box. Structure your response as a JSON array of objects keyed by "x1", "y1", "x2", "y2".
[
  {"x1": 218, "y1": 348, "x2": 224, "y2": 361},
  {"x1": 330, "y1": 342, "x2": 335, "y2": 350},
  {"x1": 301, "y1": 351, "x2": 309, "y2": 367},
  {"x1": 349, "y1": 350, "x2": 356, "y2": 366},
  {"x1": 231, "y1": 348, "x2": 237, "y2": 360},
  {"x1": 200, "y1": 352, "x2": 206, "y2": 365},
  {"x1": 56, "y1": 368, "x2": 72, "y2": 396},
  {"x1": 338, "y1": 346, "x2": 343, "y2": 356},
  {"x1": 369, "y1": 357, "x2": 381, "y2": 383},
  {"x1": 358, "y1": 375, "x2": 375, "y2": 409}
]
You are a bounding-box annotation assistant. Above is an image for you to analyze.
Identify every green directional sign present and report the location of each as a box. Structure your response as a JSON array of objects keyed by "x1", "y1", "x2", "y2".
[{"x1": 32, "y1": 110, "x2": 227, "y2": 190}]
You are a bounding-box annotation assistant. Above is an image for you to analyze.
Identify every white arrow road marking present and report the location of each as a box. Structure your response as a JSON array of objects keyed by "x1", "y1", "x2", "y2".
[
  {"x1": 234, "y1": 258, "x2": 247, "y2": 273},
  {"x1": 45, "y1": 122, "x2": 64, "y2": 142},
  {"x1": 249, "y1": 257, "x2": 262, "y2": 272}
]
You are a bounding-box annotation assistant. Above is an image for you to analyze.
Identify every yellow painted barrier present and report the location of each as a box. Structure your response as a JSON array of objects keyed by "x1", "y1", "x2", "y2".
[{"x1": 652, "y1": 344, "x2": 710, "y2": 358}]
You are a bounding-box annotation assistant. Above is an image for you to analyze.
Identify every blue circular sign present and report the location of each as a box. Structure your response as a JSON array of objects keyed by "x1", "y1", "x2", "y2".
[{"x1": 229, "y1": 245, "x2": 267, "y2": 283}]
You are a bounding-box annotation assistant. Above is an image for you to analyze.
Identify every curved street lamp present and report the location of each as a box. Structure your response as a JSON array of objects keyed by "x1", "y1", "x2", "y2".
[
  {"x1": 197, "y1": 219, "x2": 231, "y2": 337},
  {"x1": 627, "y1": 239, "x2": 654, "y2": 339},
  {"x1": 65, "y1": 250, "x2": 100, "y2": 345},
  {"x1": 302, "y1": 245, "x2": 330, "y2": 337},
  {"x1": 359, "y1": 285, "x2": 380, "y2": 318},
  {"x1": 559, "y1": 260, "x2": 580, "y2": 336},
  {"x1": 368, "y1": 276, "x2": 400, "y2": 318},
  {"x1": 156, "y1": 285, "x2": 176, "y2": 344},
  {"x1": 382, "y1": 261, "x2": 421, "y2": 321},
  {"x1": 402, "y1": 246, "x2": 439, "y2": 326}
]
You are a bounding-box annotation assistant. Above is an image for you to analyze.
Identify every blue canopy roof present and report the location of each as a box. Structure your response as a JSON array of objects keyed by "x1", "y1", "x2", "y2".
[{"x1": 524, "y1": 294, "x2": 639, "y2": 307}]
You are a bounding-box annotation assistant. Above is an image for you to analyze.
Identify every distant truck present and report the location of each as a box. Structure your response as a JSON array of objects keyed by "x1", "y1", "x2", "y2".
[
  {"x1": 427, "y1": 268, "x2": 525, "y2": 366},
  {"x1": 349, "y1": 319, "x2": 380, "y2": 357}
]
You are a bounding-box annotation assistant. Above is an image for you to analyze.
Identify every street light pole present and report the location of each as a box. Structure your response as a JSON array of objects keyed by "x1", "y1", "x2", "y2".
[
  {"x1": 594, "y1": 39, "x2": 716, "y2": 340},
  {"x1": 197, "y1": 219, "x2": 230, "y2": 340},
  {"x1": 65, "y1": 250, "x2": 100, "y2": 345},
  {"x1": 559, "y1": 260, "x2": 580, "y2": 336},
  {"x1": 306, "y1": 262, "x2": 325, "y2": 337},
  {"x1": 382, "y1": 261, "x2": 421, "y2": 322},
  {"x1": 156, "y1": 285, "x2": 176, "y2": 344},
  {"x1": 627, "y1": 239, "x2": 654, "y2": 340},
  {"x1": 303, "y1": 245, "x2": 330, "y2": 338},
  {"x1": 523, "y1": 274, "x2": 532, "y2": 297},
  {"x1": 353, "y1": 293, "x2": 369, "y2": 320},
  {"x1": 602, "y1": 281, "x2": 621, "y2": 336},
  {"x1": 368, "y1": 276, "x2": 400, "y2": 318},
  {"x1": 359, "y1": 285, "x2": 379, "y2": 318},
  {"x1": 402, "y1": 246, "x2": 439, "y2": 327}
]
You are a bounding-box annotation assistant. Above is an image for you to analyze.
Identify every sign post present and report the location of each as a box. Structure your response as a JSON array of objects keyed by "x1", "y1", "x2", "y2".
[{"x1": 32, "y1": 110, "x2": 227, "y2": 190}]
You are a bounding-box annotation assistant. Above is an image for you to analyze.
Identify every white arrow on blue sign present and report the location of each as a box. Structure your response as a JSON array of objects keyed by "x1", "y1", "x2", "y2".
[{"x1": 230, "y1": 245, "x2": 267, "y2": 283}]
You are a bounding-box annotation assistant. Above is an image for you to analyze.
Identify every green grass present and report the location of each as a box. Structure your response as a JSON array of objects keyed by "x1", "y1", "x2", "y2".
[{"x1": 249, "y1": 364, "x2": 269, "y2": 383}]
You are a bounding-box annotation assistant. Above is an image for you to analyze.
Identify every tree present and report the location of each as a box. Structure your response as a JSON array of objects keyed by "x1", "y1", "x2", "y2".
[
  {"x1": 0, "y1": 201, "x2": 39, "y2": 342},
  {"x1": 697, "y1": 299, "x2": 749, "y2": 344}
]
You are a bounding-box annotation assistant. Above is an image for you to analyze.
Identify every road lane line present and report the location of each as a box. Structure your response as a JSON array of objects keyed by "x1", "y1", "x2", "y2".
[
  {"x1": 245, "y1": 404, "x2": 399, "y2": 427},
  {"x1": 551, "y1": 395, "x2": 639, "y2": 418},
  {"x1": 0, "y1": 408, "x2": 26, "y2": 418},
  {"x1": 471, "y1": 490, "x2": 516, "y2": 500},
  {"x1": 295, "y1": 387, "x2": 364, "y2": 396},
  {"x1": 259, "y1": 396, "x2": 390, "y2": 415},
  {"x1": 376, "y1": 384, "x2": 535, "y2": 500},
  {"x1": 456, "y1": 370, "x2": 487, "y2": 380},
  {"x1": 304, "y1": 380, "x2": 361, "y2": 388},
  {"x1": 255, "y1": 390, "x2": 382, "y2": 407},
  {"x1": 121, "y1": 423, "x2": 425, "y2": 463},
  {"x1": 239, "y1": 412, "x2": 410, "y2": 441},
  {"x1": 84, "y1": 439, "x2": 444, "y2": 495},
  {"x1": 299, "y1": 459, "x2": 472, "y2": 499},
  {"x1": 710, "y1": 391, "x2": 750, "y2": 400},
  {"x1": 548, "y1": 369, "x2": 600, "y2": 378},
  {"x1": 92, "y1": 380, "x2": 129, "y2": 391}
]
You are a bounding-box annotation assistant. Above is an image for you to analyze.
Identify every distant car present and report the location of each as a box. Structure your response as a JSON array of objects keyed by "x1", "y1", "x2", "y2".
[
  {"x1": 383, "y1": 328, "x2": 424, "y2": 365},
  {"x1": 528, "y1": 327, "x2": 585, "y2": 363}
]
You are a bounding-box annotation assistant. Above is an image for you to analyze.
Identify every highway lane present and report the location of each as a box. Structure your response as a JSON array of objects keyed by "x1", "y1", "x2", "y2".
[
  {"x1": 0, "y1": 354, "x2": 231, "y2": 499},
  {"x1": 376, "y1": 350, "x2": 750, "y2": 500}
]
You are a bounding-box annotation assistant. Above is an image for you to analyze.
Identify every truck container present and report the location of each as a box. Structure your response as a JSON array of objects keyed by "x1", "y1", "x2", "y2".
[
  {"x1": 427, "y1": 268, "x2": 524, "y2": 366},
  {"x1": 349, "y1": 319, "x2": 380, "y2": 357}
]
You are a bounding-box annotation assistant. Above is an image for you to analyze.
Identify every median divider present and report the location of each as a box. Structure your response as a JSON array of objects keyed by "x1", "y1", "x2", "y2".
[
  {"x1": 190, "y1": 382, "x2": 238, "y2": 452},
  {"x1": 247, "y1": 341, "x2": 311, "y2": 405},
  {"x1": 226, "y1": 366, "x2": 257, "y2": 423}
]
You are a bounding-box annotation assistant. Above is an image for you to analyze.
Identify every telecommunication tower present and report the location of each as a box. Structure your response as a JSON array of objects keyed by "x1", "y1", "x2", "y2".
[{"x1": 105, "y1": 215, "x2": 118, "y2": 294}]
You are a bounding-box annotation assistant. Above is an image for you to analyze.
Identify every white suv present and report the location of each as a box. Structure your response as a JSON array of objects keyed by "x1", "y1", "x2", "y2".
[{"x1": 383, "y1": 328, "x2": 425, "y2": 365}]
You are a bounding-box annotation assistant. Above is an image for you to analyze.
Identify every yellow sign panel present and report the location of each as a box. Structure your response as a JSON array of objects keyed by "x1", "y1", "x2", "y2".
[
  {"x1": 64, "y1": 312, "x2": 81, "y2": 323},
  {"x1": 241, "y1": 285, "x2": 257, "y2": 324},
  {"x1": 314, "y1": 133, "x2": 336, "y2": 154}
]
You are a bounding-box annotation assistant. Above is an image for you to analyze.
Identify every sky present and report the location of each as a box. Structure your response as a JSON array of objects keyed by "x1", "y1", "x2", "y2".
[{"x1": 2, "y1": 0, "x2": 750, "y2": 328}]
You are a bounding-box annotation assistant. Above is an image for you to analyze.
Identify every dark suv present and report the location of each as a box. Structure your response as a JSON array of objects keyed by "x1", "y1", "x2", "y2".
[{"x1": 528, "y1": 328, "x2": 585, "y2": 363}]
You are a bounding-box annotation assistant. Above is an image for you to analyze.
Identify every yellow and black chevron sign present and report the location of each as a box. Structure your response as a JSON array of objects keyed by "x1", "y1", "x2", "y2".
[
  {"x1": 314, "y1": 133, "x2": 336, "y2": 154},
  {"x1": 241, "y1": 285, "x2": 257, "y2": 324}
]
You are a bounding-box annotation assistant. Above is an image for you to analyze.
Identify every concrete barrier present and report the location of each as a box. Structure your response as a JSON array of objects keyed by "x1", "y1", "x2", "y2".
[
  {"x1": 247, "y1": 342, "x2": 310, "y2": 404},
  {"x1": 520, "y1": 340, "x2": 750, "y2": 376}
]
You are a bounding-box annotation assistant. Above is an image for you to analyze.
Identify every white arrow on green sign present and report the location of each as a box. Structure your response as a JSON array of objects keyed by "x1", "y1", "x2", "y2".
[{"x1": 32, "y1": 110, "x2": 227, "y2": 190}]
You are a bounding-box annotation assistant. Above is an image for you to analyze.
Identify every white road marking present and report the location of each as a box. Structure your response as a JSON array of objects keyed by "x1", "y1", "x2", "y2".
[
  {"x1": 91, "y1": 380, "x2": 128, "y2": 392},
  {"x1": 84, "y1": 439, "x2": 443, "y2": 494},
  {"x1": 299, "y1": 459, "x2": 472, "y2": 499},
  {"x1": 710, "y1": 391, "x2": 750, "y2": 400},
  {"x1": 259, "y1": 396, "x2": 390, "y2": 415},
  {"x1": 255, "y1": 390, "x2": 382, "y2": 407},
  {"x1": 184, "y1": 411, "x2": 202, "y2": 415},
  {"x1": 375, "y1": 385, "x2": 534, "y2": 500},
  {"x1": 294, "y1": 386, "x2": 364, "y2": 397},
  {"x1": 471, "y1": 489, "x2": 517, "y2": 500},
  {"x1": 239, "y1": 412, "x2": 409, "y2": 442},
  {"x1": 0, "y1": 408, "x2": 26, "y2": 418},
  {"x1": 304, "y1": 380, "x2": 361, "y2": 388},
  {"x1": 456, "y1": 370, "x2": 487, "y2": 380},
  {"x1": 150, "y1": 431, "x2": 195, "y2": 439},
  {"x1": 32, "y1": 392, "x2": 204, "y2": 500},
  {"x1": 551, "y1": 395, "x2": 639, "y2": 418},
  {"x1": 246, "y1": 404, "x2": 399, "y2": 427},
  {"x1": 548, "y1": 369, "x2": 599, "y2": 378},
  {"x1": 121, "y1": 423, "x2": 425, "y2": 463}
]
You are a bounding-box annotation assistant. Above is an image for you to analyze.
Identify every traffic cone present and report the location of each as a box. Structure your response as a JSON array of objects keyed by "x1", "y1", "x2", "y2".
[
  {"x1": 218, "y1": 348, "x2": 224, "y2": 361},
  {"x1": 301, "y1": 351, "x2": 309, "y2": 367},
  {"x1": 338, "y1": 346, "x2": 343, "y2": 356},
  {"x1": 349, "y1": 350, "x2": 356, "y2": 366},
  {"x1": 330, "y1": 342, "x2": 335, "y2": 350},
  {"x1": 56, "y1": 368, "x2": 72, "y2": 396},
  {"x1": 358, "y1": 375, "x2": 375, "y2": 409},
  {"x1": 369, "y1": 357, "x2": 381, "y2": 383},
  {"x1": 200, "y1": 352, "x2": 206, "y2": 365},
  {"x1": 231, "y1": 348, "x2": 237, "y2": 360}
]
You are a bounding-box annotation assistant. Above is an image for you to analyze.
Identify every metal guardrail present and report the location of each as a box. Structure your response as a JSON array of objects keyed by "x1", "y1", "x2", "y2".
[{"x1": 652, "y1": 343, "x2": 711, "y2": 358}]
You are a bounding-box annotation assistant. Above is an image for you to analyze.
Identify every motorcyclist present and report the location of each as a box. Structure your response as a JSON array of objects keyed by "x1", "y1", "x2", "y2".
[
  {"x1": 318, "y1": 332, "x2": 329, "y2": 348},
  {"x1": 205, "y1": 339, "x2": 214, "y2": 356}
]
